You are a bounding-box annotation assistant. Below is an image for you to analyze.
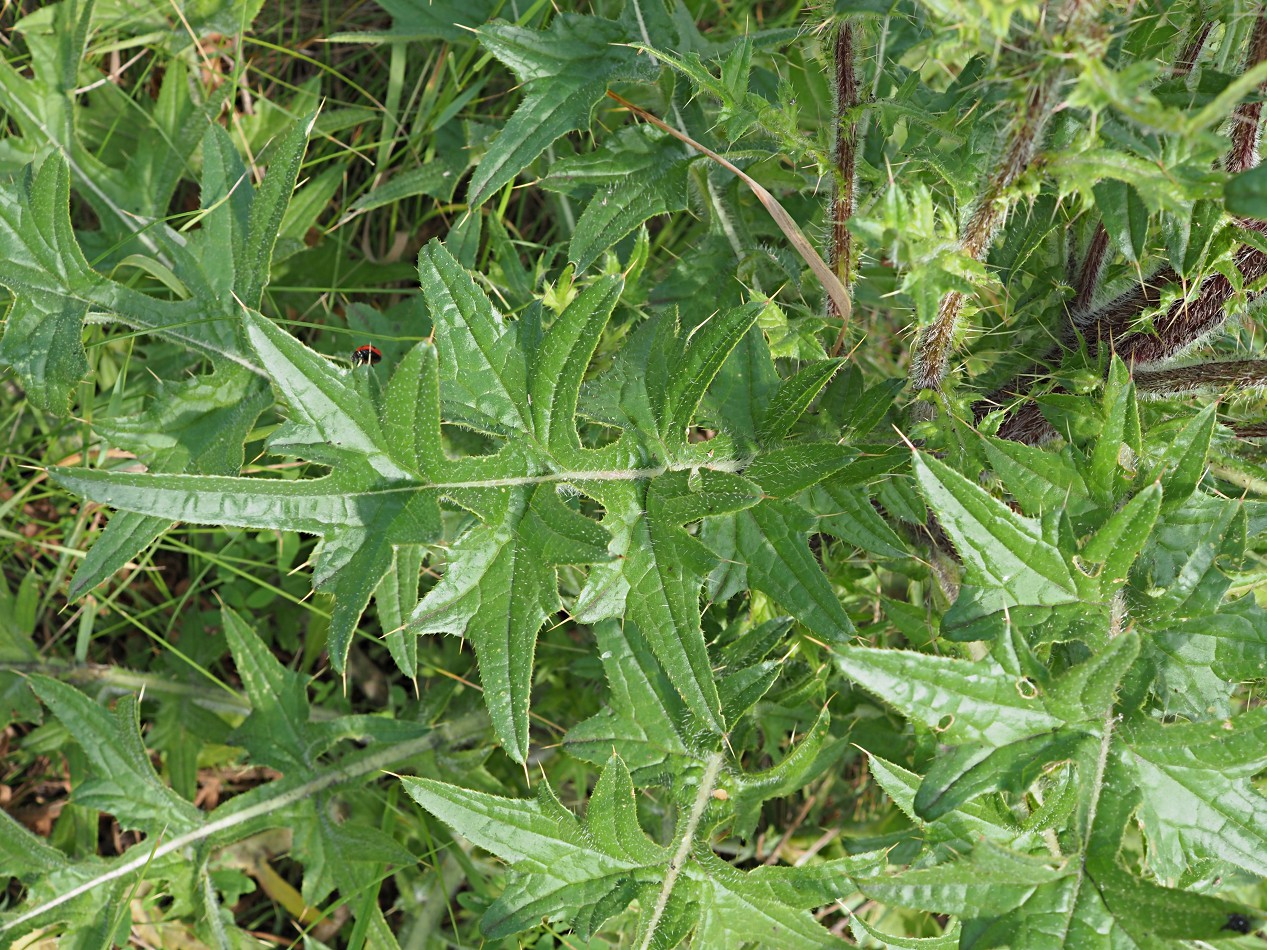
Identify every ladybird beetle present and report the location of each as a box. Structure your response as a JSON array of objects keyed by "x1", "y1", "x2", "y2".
[{"x1": 352, "y1": 344, "x2": 383, "y2": 366}]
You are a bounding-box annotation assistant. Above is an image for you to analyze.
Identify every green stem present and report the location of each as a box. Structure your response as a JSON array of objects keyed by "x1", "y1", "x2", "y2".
[
  {"x1": 0, "y1": 710, "x2": 490, "y2": 938},
  {"x1": 637, "y1": 750, "x2": 725, "y2": 950}
]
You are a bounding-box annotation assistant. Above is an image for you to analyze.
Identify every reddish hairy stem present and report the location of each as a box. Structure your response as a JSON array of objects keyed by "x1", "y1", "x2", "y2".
[
  {"x1": 1227, "y1": 7, "x2": 1267, "y2": 173},
  {"x1": 1173, "y1": 20, "x2": 1213, "y2": 79},
  {"x1": 1135, "y1": 358, "x2": 1267, "y2": 393},
  {"x1": 981, "y1": 10, "x2": 1267, "y2": 444},
  {"x1": 986, "y1": 230, "x2": 1267, "y2": 443},
  {"x1": 829, "y1": 21, "x2": 861, "y2": 356},
  {"x1": 1072, "y1": 224, "x2": 1110, "y2": 314}
]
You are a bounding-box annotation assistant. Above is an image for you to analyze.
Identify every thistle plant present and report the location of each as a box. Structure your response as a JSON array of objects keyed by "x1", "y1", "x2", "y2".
[{"x1": 2, "y1": 1, "x2": 1267, "y2": 947}]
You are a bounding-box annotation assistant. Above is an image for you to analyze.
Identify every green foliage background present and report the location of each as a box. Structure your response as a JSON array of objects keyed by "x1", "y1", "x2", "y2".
[{"x1": 3, "y1": 0, "x2": 1267, "y2": 946}]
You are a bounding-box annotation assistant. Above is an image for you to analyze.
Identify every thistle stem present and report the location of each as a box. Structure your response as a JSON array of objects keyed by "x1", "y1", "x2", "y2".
[
  {"x1": 829, "y1": 21, "x2": 861, "y2": 356},
  {"x1": 911, "y1": 0, "x2": 1105, "y2": 394}
]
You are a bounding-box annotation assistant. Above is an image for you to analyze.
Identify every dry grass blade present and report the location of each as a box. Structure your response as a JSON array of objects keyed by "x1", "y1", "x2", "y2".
[{"x1": 606, "y1": 90, "x2": 853, "y2": 337}]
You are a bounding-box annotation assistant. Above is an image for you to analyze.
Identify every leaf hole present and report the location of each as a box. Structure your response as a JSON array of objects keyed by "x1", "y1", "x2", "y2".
[
  {"x1": 441, "y1": 424, "x2": 500, "y2": 457},
  {"x1": 581, "y1": 422, "x2": 623, "y2": 451},
  {"x1": 1071, "y1": 554, "x2": 1101, "y2": 577},
  {"x1": 934, "y1": 714, "x2": 954, "y2": 733},
  {"x1": 1016, "y1": 677, "x2": 1038, "y2": 700}
]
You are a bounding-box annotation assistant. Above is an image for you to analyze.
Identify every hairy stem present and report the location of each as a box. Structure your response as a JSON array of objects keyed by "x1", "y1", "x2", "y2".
[
  {"x1": 829, "y1": 20, "x2": 861, "y2": 356},
  {"x1": 1232, "y1": 422, "x2": 1267, "y2": 438},
  {"x1": 638, "y1": 750, "x2": 725, "y2": 950},
  {"x1": 911, "y1": 80, "x2": 1051, "y2": 391},
  {"x1": 912, "y1": 0, "x2": 1104, "y2": 393},
  {"x1": 0, "y1": 710, "x2": 490, "y2": 937},
  {"x1": 1085, "y1": 238, "x2": 1267, "y2": 366},
  {"x1": 1227, "y1": 5, "x2": 1267, "y2": 173},
  {"x1": 1135, "y1": 358, "x2": 1267, "y2": 393},
  {"x1": 986, "y1": 218, "x2": 1267, "y2": 444},
  {"x1": 1072, "y1": 224, "x2": 1110, "y2": 315},
  {"x1": 982, "y1": 2, "x2": 1267, "y2": 446},
  {"x1": 1173, "y1": 19, "x2": 1213, "y2": 78}
]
